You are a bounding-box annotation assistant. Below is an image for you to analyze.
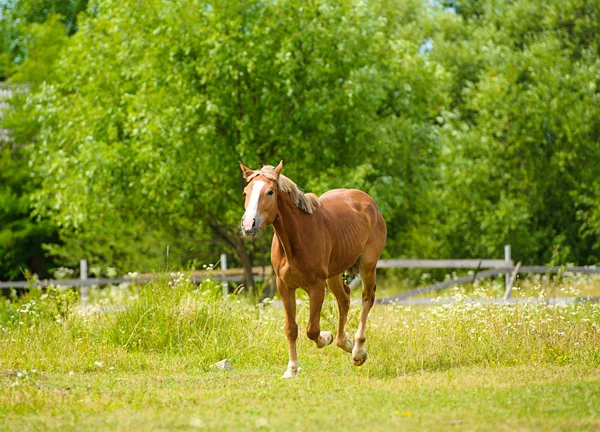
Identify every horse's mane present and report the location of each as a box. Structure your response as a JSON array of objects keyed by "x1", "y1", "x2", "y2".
[{"x1": 247, "y1": 165, "x2": 321, "y2": 214}]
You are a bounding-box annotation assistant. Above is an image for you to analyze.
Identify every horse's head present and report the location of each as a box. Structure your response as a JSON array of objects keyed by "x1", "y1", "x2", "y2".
[{"x1": 239, "y1": 160, "x2": 283, "y2": 238}]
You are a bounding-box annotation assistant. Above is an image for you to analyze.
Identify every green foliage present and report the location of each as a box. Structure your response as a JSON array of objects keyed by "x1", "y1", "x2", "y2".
[
  {"x1": 0, "y1": 1, "x2": 88, "y2": 79},
  {"x1": 8, "y1": 15, "x2": 67, "y2": 85},
  {"x1": 109, "y1": 279, "x2": 262, "y2": 357},
  {"x1": 0, "y1": 143, "x2": 57, "y2": 279},
  {"x1": 431, "y1": 0, "x2": 600, "y2": 263},
  {"x1": 45, "y1": 285, "x2": 78, "y2": 318},
  {"x1": 2, "y1": 0, "x2": 600, "y2": 279},
  {"x1": 0, "y1": 4, "x2": 88, "y2": 279},
  {"x1": 1, "y1": 285, "x2": 77, "y2": 323},
  {"x1": 0, "y1": 14, "x2": 69, "y2": 280},
  {"x1": 30, "y1": 0, "x2": 447, "y2": 273}
]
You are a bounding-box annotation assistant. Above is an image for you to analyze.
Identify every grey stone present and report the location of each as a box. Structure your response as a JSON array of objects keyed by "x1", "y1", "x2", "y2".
[{"x1": 212, "y1": 359, "x2": 233, "y2": 371}]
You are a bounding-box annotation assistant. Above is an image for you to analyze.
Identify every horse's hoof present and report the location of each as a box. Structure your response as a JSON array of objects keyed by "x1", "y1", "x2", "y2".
[
  {"x1": 282, "y1": 367, "x2": 298, "y2": 378},
  {"x1": 352, "y1": 350, "x2": 367, "y2": 366},
  {"x1": 336, "y1": 333, "x2": 355, "y2": 353},
  {"x1": 321, "y1": 331, "x2": 333, "y2": 346},
  {"x1": 316, "y1": 331, "x2": 333, "y2": 348}
]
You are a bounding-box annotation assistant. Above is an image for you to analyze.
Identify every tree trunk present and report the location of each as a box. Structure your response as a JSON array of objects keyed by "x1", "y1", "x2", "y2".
[
  {"x1": 234, "y1": 237, "x2": 255, "y2": 291},
  {"x1": 208, "y1": 219, "x2": 255, "y2": 291}
]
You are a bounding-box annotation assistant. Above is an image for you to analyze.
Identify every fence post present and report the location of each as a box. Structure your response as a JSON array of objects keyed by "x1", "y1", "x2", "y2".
[
  {"x1": 504, "y1": 245, "x2": 511, "y2": 293},
  {"x1": 504, "y1": 261, "x2": 521, "y2": 300},
  {"x1": 80, "y1": 258, "x2": 88, "y2": 314},
  {"x1": 220, "y1": 253, "x2": 228, "y2": 295}
]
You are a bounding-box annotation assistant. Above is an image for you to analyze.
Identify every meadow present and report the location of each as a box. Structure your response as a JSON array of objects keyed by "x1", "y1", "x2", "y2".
[{"x1": 1, "y1": 276, "x2": 600, "y2": 431}]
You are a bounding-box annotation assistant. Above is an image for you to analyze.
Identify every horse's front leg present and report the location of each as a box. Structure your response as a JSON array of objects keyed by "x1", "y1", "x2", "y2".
[
  {"x1": 306, "y1": 282, "x2": 333, "y2": 349},
  {"x1": 277, "y1": 277, "x2": 299, "y2": 378}
]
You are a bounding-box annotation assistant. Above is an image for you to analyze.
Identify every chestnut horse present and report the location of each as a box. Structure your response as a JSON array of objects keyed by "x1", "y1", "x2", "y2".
[{"x1": 239, "y1": 161, "x2": 386, "y2": 378}]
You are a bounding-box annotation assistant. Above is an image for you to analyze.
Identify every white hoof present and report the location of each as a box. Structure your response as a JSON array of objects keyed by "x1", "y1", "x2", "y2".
[
  {"x1": 282, "y1": 366, "x2": 299, "y2": 378},
  {"x1": 352, "y1": 348, "x2": 367, "y2": 366},
  {"x1": 336, "y1": 332, "x2": 355, "y2": 353},
  {"x1": 320, "y1": 331, "x2": 333, "y2": 347},
  {"x1": 315, "y1": 331, "x2": 333, "y2": 348}
]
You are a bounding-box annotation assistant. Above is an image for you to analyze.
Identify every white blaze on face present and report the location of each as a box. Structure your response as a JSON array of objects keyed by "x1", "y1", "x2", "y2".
[{"x1": 242, "y1": 180, "x2": 265, "y2": 231}]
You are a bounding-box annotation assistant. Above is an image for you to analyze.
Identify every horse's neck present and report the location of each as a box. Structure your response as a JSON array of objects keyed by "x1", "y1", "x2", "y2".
[{"x1": 272, "y1": 192, "x2": 310, "y2": 259}]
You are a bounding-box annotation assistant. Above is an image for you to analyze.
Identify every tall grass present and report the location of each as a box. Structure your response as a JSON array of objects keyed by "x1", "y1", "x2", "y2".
[{"x1": 1, "y1": 277, "x2": 599, "y2": 378}]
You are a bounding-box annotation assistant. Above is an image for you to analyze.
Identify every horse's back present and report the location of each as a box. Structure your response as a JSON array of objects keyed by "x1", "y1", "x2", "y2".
[{"x1": 319, "y1": 189, "x2": 382, "y2": 228}]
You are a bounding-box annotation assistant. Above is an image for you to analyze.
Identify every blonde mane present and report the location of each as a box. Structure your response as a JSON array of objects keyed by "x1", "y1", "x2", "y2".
[{"x1": 247, "y1": 165, "x2": 321, "y2": 214}]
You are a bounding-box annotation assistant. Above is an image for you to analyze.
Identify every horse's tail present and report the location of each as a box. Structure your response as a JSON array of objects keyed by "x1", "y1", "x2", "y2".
[{"x1": 347, "y1": 258, "x2": 361, "y2": 276}]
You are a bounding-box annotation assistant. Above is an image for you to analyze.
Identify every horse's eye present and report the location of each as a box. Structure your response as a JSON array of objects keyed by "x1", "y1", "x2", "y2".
[{"x1": 267, "y1": 190, "x2": 274, "y2": 196}]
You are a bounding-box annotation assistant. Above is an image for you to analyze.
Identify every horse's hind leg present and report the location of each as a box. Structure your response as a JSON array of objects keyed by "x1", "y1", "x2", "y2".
[
  {"x1": 352, "y1": 264, "x2": 377, "y2": 366},
  {"x1": 326, "y1": 275, "x2": 354, "y2": 352},
  {"x1": 306, "y1": 282, "x2": 334, "y2": 349},
  {"x1": 352, "y1": 211, "x2": 385, "y2": 366}
]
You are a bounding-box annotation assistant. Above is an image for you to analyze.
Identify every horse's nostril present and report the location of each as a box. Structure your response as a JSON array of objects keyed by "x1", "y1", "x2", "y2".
[{"x1": 252, "y1": 218, "x2": 256, "y2": 228}]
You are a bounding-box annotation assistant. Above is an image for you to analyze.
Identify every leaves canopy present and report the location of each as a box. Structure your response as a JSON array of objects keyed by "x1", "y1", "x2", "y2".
[
  {"x1": 1, "y1": 0, "x2": 600, "y2": 280},
  {"x1": 30, "y1": 0, "x2": 446, "y2": 273}
]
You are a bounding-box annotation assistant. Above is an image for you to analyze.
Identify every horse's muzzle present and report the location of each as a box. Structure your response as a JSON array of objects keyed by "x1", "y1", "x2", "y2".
[
  {"x1": 241, "y1": 215, "x2": 262, "y2": 238},
  {"x1": 242, "y1": 227, "x2": 259, "y2": 238}
]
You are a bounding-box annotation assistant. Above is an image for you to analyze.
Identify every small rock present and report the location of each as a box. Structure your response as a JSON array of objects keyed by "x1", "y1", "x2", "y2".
[
  {"x1": 189, "y1": 417, "x2": 205, "y2": 429},
  {"x1": 447, "y1": 420, "x2": 464, "y2": 425},
  {"x1": 211, "y1": 359, "x2": 233, "y2": 371},
  {"x1": 255, "y1": 418, "x2": 268, "y2": 428}
]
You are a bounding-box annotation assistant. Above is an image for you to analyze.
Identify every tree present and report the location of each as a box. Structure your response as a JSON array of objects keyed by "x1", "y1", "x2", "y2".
[
  {"x1": 0, "y1": 141, "x2": 57, "y2": 279},
  {"x1": 0, "y1": 15, "x2": 69, "y2": 279},
  {"x1": 431, "y1": 0, "x2": 600, "y2": 263},
  {"x1": 0, "y1": 0, "x2": 89, "y2": 79},
  {"x1": 31, "y1": 0, "x2": 448, "y2": 284}
]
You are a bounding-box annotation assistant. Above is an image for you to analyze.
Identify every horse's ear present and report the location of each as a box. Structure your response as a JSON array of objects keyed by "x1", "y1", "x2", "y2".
[
  {"x1": 239, "y1": 161, "x2": 254, "y2": 180},
  {"x1": 274, "y1": 160, "x2": 283, "y2": 177}
]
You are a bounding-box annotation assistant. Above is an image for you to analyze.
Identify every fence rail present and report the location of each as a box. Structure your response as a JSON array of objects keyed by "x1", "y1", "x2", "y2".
[
  {"x1": 377, "y1": 259, "x2": 512, "y2": 269},
  {"x1": 2, "y1": 246, "x2": 600, "y2": 306},
  {"x1": 0, "y1": 274, "x2": 270, "y2": 289},
  {"x1": 376, "y1": 268, "x2": 506, "y2": 303}
]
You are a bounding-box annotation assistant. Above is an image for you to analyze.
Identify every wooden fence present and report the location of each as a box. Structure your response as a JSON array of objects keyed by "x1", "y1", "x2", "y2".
[
  {"x1": 0, "y1": 265, "x2": 272, "y2": 289},
  {"x1": 2, "y1": 245, "x2": 600, "y2": 309}
]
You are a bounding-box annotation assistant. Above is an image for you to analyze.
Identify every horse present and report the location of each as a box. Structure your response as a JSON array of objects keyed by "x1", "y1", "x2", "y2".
[{"x1": 239, "y1": 161, "x2": 387, "y2": 378}]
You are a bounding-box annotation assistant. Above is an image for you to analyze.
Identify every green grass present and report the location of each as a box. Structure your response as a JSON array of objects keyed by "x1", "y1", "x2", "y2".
[
  {"x1": 375, "y1": 270, "x2": 600, "y2": 299},
  {"x1": 2, "y1": 365, "x2": 600, "y2": 431},
  {"x1": 1, "y1": 278, "x2": 600, "y2": 430}
]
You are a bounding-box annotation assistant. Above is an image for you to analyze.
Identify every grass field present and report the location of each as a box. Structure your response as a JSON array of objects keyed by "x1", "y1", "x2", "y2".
[
  {"x1": 1, "y1": 277, "x2": 600, "y2": 431},
  {"x1": 3, "y1": 365, "x2": 599, "y2": 431}
]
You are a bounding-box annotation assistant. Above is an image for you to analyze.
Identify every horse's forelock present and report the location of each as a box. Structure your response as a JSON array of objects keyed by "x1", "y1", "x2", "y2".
[{"x1": 248, "y1": 166, "x2": 321, "y2": 214}]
